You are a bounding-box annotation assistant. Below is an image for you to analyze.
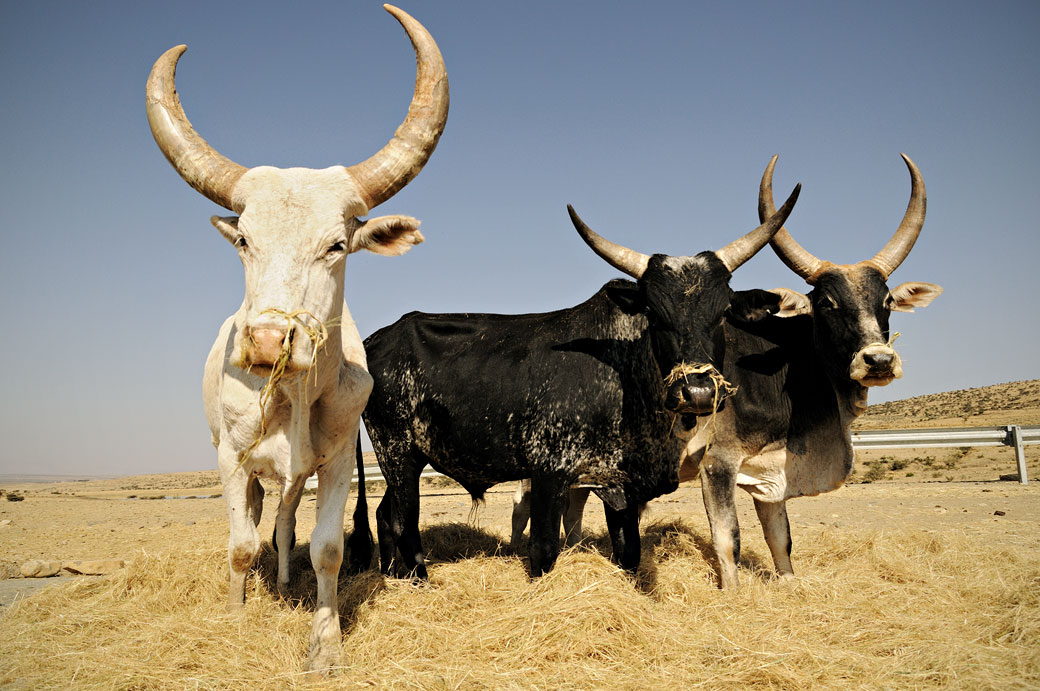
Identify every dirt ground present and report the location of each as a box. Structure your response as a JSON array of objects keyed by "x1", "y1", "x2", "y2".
[{"x1": 2, "y1": 468, "x2": 1038, "y2": 607}]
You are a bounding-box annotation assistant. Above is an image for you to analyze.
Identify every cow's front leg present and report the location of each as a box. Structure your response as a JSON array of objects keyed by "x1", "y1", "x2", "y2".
[
  {"x1": 274, "y1": 484, "x2": 304, "y2": 596},
  {"x1": 247, "y1": 476, "x2": 264, "y2": 527},
  {"x1": 604, "y1": 501, "x2": 641, "y2": 573},
  {"x1": 754, "y1": 497, "x2": 794, "y2": 578},
  {"x1": 218, "y1": 444, "x2": 260, "y2": 609},
  {"x1": 306, "y1": 460, "x2": 352, "y2": 672},
  {"x1": 528, "y1": 477, "x2": 567, "y2": 577},
  {"x1": 700, "y1": 461, "x2": 741, "y2": 588}
]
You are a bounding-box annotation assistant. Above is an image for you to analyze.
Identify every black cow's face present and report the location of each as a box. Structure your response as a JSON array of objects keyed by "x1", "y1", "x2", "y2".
[
  {"x1": 566, "y1": 185, "x2": 800, "y2": 416},
  {"x1": 642, "y1": 252, "x2": 760, "y2": 414},
  {"x1": 773, "y1": 264, "x2": 942, "y2": 387}
]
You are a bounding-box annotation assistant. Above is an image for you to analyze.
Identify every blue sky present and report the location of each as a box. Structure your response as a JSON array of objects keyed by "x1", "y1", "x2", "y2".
[{"x1": 1, "y1": 1, "x2": 1038, "y2": 476}]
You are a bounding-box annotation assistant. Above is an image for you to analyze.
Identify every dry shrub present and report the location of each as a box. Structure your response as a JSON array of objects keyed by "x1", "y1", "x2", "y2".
[{"x1": 2, "y1": 522, "x2": 1038, "y2": 689}]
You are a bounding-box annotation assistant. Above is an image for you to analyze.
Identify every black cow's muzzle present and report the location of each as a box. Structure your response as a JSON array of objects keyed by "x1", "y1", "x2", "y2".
[{"x1": 664, "y1": 368, "x2": 726, "y2": 415}]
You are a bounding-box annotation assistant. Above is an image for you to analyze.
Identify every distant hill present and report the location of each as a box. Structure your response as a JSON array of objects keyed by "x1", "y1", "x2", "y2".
[{"x1": 855, "y1": 379, "x2": 1040, "y2": 430}]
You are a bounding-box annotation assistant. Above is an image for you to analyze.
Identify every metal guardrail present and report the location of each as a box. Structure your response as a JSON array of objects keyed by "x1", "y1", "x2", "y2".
[
  {"x1": 850, "y1": 425, "x2": 1037, "y2": 484},
  {"x1": 305, "y1": 466, "x2": 434, "y2": 490},
  {"x1": 308, "y1": 424, "x2": 1038, "y2": 490}
]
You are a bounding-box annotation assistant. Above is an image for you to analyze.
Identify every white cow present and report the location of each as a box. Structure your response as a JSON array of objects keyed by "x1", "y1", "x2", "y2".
[{"x1": 145, "y1": 5, "x2": 448, "y2": 671}]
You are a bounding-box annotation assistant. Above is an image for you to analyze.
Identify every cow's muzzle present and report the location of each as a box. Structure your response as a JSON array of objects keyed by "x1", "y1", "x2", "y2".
[
  {"x1": 664, "y1": 364, "x2": 733, "y2": 415},
  {"x1": 240, "y1": 309, "x2": 328, "y2": 373},
  {"x1": 849, "y1": 343, "x2": 903, "y2": 387},
  {"x1": 244, "y1": 325, "x2": 293, "y2": 368}
]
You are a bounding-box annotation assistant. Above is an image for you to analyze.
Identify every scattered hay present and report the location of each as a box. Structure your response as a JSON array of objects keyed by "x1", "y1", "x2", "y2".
[{"x1": 2, "y1": 523, "x2": 1037, "y2": 689}]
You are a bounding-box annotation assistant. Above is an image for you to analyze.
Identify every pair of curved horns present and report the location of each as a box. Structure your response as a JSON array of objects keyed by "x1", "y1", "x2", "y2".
[
  {"x1": 567, "y1": 184, "x2": 801, "y2": 279},
  {"x1": 145, "y1": 4, "x2": 449, "y2": 213},
  {"x1": 760, "y1": 154, "x2": 926, "y2": 282}
]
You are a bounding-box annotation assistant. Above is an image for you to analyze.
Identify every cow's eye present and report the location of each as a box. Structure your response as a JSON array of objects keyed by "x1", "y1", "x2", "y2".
[
  {"x1": 234, "y1": 236, "x2": 248, "y2": 250},
  {"x1": 326, "y1": 241, "x2": 346, "y2": 256},
  {"x1": 820, "y1": 294, "x2": 838, "y2": 310}
]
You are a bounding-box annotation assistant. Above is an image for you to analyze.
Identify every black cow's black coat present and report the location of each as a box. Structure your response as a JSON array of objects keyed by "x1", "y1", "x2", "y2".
[
  {"x1": 361, "y1": 245, "x2": 783, "y2": 578},
  {"x1": 363, "y1": 279, "x2": 690, "y2": 577}
]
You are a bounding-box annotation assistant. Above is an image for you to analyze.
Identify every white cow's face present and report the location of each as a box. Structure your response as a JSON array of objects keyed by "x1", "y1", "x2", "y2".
[{"x1": 212, "y1": 166, "x2": 424, "y2": 373}]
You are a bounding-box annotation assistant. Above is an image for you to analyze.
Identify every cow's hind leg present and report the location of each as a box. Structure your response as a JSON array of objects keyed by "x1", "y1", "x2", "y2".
[
  {"x1": 700, "y1": 462, "x2": 741, "y2": 588},
  {"x1": 604, "y1": 502, "x2": 641, "y2": 573},
  {"x1": 563, "y1": 487, "x2": 591, "y2": 548},
  {"x1": 510, "y1": 479, "x2": 532, "y2": 552},
  {"x1": 274, "y1": 484, "x2": 304, "y2": 596},
  {"x1": 528, "y1": 477, "x2": 567, "y2": 577},
  {"x1": 513, "y1": 483, "x2": 589, "y2": 550},
  {"x1": 247, "y1": 476, "x2": 264, "y2": 527},
  {"x1": 754, "y1": 498, "x2": 794, "y2": 578}
]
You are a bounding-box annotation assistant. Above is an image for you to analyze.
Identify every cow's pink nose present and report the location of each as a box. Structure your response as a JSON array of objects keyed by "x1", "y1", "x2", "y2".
[{"x1": 248, "y1": 327, "x2": 289, "y2": 365}]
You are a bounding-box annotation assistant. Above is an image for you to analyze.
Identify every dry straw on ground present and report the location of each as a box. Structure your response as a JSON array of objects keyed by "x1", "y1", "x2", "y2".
[{"x1": 1, "y1": 520, "x2": 1037, "y2": 689}]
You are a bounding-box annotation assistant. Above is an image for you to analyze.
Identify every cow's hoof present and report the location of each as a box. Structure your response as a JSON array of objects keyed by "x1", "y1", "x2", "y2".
[
  {"x1": 225, "y1": 601, "x2": 245, "y2": 615},
  {"x1": 277, "y1": 581, "x2": 290, "y2": 598},
  {"x1": 305, "y1": 645, "x2": 341, "y2": 675}
]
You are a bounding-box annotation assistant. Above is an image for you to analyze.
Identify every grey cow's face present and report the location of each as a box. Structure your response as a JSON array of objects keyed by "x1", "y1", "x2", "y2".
[
  {"x1": 810, "y1": 265, "x2": 897, "y2": 386},
  {"x1": 773, "y1": 263, "x2": 943, "y2": 387}
]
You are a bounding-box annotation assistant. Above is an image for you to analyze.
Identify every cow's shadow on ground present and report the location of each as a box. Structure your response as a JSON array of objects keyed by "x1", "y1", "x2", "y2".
[
  {"x1": 513, "y1": 518, "x2": 775, "y2": 592},
  {"x1": 637, "y1": 519, "x2": 775, "y2": 589},
  {"x1": 253, "y1": 523, "x2": 513, "y2": 632},
  {"x1": 253, "y1": 531, "x2": 385, "y2": 634},
  {"x1": 254, "y1": 518, "x2": 776, "y2": 629},
  {"x1": 421, "y1": 522, "x2": 514, "y2": 564}
]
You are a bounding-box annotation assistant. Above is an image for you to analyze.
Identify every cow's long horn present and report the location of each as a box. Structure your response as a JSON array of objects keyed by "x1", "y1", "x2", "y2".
[
  {"x1": 568, "y1": 205, "x2": 650, "y2": 279},
  {"x1": 716, "y1": 183, "x2": 801, "y2": 272},
  {"x1": 346, "y1": 4, "x2": 450, "y2": 211},
  {"x1": 146, "y1": 45, "x2": 248, "y2": 212},
  {"x1": 866, "y1": 153, "x2": 927, "y2": 278},
  {"x1": 759, "y1": 155, "x2": 827, "y2": 282}
]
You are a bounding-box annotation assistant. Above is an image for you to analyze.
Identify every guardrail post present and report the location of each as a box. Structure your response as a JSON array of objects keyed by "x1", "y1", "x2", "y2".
[{"x1": 1006, "y1": 425, "x2": 1029, "y2": 485}]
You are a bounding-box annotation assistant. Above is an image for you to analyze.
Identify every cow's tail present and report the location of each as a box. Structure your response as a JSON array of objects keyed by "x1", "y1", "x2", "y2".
[{"x1": 346, "y1": 432, "x2": 374, "y2": 574}]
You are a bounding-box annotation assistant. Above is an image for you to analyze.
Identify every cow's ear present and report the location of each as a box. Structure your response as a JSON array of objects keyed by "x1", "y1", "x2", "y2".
[
  {"x1": 211, "y1": 216, "x2": 240, "y2": 246},
  {"x1": 605, "y1": 280, "x2": 644, "y2": 314},
  {"x1": 350, "y1": 215, "x2": 424, "y2": 256},
  {"x1": 728, "y1": 289, "x2": 782, "y2": 322},
  {"x1": 768, "y1": 287, "x2": 812, "y2": 317},
  {"x1": 888, "y1": 282, "x2": 943, "y2": 313}
]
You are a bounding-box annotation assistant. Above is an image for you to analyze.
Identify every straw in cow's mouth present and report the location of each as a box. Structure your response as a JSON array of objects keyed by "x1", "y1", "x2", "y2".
[
  {"x1": 239, "y1": 309, "x2": 330, "y2": 468},
  {"x1": 663, "y1": 362, "x2": 737, "y2": 450}
]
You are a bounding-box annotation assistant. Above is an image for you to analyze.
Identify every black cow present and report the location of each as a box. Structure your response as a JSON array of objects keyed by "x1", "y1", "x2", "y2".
[
  {"x1": 531, "y1": 154, "x2": 942, "y2": 587},
  {"x1": 360, "y1": 187, "x2": 800, "y2": 578}
]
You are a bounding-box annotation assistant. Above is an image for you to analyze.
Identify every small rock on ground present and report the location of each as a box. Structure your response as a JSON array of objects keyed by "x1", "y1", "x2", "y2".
[{"x1": 20, "y1": 560, "x2": 62, "y2": 578}]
